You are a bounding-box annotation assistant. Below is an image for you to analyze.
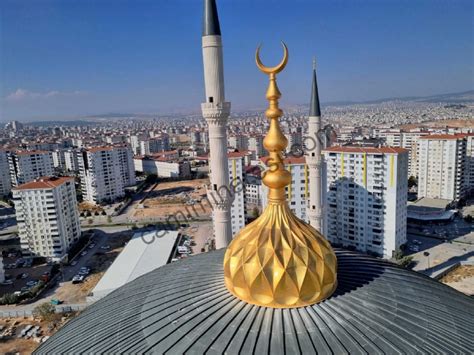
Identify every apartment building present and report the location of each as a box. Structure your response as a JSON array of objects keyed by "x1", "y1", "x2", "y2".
[
  {"x1": 228, "y1": 152, "x2": 246, "y2": 236},
  {"x1": 417, "y1": 134, "x2": 467, "y2": 201},
  {"x1": 78, "y1": 145, "x2": 135, "y2": 204},
  {"x1": 229, "y1": 135, "x2": 248, "y2": 151},
  {"x1": 244, "y1": 171, "x2": 263, "y2": 215},
  {"x1": 8, "y1": 150, "x2": 55, "y2": 187},
  {"x1": 12, "y1": 177, "x2": 81, "y2": 260},
  {"x1": 134, "y1": 156, "x2": 191, "y2": 178},
  {"x1": 139, "y1": 136, "x2": 169, "y2": 156},
  {"x1": 322, "y1": 146, "x2": 408, "y2": 259},
  {"x1": 401, "y1": 131, "x2": 429, "y2": 178},
  {"x1": 260, "y1": 156, "x2": 309, "y2": 222},
  {"x1": 248, "y1": 135, "x2": 266, "y2": 159},
  {"x1": 466, "y1": 135, "x2": 474, "y2": 195},
  {"x1": 0, "y1": 151, "x2": 12, "y2": 196}
]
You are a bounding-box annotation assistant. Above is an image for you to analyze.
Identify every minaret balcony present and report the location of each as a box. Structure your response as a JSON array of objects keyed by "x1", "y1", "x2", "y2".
[{"x1": 201, "y1": 102, "x2": 231, "y2": 121}]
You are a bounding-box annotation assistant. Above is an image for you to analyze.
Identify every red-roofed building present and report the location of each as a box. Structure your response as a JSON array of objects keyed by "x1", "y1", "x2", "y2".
[{"x1": 12, "y1": 176, "x2": 81, "y2": 260}]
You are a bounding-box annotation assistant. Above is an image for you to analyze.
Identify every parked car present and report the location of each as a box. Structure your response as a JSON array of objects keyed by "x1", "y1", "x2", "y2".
[
  {"x1": 26, "y1": 280, "x2": 38, "y2": 287},
  {"x1": 70, "y1": 260, "x2": 78, "y2": 266},
  {"x1": 80, "y1": 251, "x2": 88, "y2": 257},
  {"x1": 100, "y1": 245, "x2": 111, "y2": 251},
  {"x1": 1, "y1": 280, "x2": 13, "y2": 285},
  {"x1": 88, "y1": 243, "x2": 96, "y2": 249},
  {"x1": 72, "y1": 275, "x2": 85, "y2": 284}
]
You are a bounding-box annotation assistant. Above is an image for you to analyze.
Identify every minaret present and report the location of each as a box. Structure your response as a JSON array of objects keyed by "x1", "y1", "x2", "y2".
[
  {"x1": 201, "y1": 0, "x2": 232, "y2": 248},
  {"x1": 306, "y1": 59, "x2": 323, "y2": 232}
]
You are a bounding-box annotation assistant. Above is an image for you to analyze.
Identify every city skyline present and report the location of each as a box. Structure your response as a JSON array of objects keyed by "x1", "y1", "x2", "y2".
[{"x1": 1, "y1": 0, "x2": 473, "y2": 121}]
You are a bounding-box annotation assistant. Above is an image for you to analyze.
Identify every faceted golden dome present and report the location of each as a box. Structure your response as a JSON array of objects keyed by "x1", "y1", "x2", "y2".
[{"x1": 223, "y1": 43, "x2": 337, "y2": 308}]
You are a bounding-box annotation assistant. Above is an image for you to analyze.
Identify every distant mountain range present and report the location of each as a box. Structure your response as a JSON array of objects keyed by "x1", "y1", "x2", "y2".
[{"x1": 324, "y1": 90, "x2": 474, "y2": 106}]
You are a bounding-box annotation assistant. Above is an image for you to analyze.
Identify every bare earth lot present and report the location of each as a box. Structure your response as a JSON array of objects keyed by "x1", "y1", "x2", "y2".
[{"x1": 132, "y1": 178, "x2": 211, "y2": 220}]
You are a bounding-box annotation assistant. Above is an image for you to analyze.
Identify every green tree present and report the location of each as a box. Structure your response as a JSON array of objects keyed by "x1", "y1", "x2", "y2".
[
  {"x1": 33, "y1": 303, "x2": 57, "y2": 323},
  {"x1": 398, "y1": 256, "x2": 414, "y2": 268}
]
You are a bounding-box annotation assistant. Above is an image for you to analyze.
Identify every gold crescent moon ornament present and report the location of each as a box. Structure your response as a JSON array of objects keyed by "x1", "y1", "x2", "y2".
[
  {"x1": 223, "y1": 43, "x2": 338, "y2": 308},
  {"x1": 255, "y1": 41, "x2": 289, "y2": 75}
]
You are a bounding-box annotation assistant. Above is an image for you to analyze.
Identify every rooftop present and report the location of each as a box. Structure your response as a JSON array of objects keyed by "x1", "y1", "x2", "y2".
[
  {"x1": 87, "y1": 230, "x2": 179, "y2": 303},
  {"x1": 37, "y1": 249, "x2": 474, "y2": 354},
  {"x1": 419, "y1": 134, "x2": 468, "y2": 140},
  {"x1": 323, "y1": 146, "x2": 408, "y2": 154},
  {"x1": 13, "y1": 176, "x2": 74, "y2": 190}
]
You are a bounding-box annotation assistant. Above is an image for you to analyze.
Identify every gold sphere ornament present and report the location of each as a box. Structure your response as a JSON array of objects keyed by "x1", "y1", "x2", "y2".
[{"x1": 223, "y1": 43, "x2": 338, "y2": 308}]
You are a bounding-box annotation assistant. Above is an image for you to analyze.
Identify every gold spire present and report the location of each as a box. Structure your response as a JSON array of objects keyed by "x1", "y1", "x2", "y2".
[{"x1": 223, "y1": 43, "x2": 337, "y2": 308}]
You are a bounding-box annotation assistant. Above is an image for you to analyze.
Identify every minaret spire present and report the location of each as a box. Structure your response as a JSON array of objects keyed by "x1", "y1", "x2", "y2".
[
  {"x1": 203, "y1": 0, "x2": 221, "y2": 36},
  {"x1": 201, "y1": 0, "x2": 233, "y2": 248},
  {"x1": 306, "y1": 58, "x2": 323, "y2": 231}
]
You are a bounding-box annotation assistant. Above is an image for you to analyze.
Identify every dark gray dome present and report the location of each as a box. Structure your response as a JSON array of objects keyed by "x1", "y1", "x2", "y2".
[{"x1": 36, "y1": 249, "x2": 474, "y2": 354}]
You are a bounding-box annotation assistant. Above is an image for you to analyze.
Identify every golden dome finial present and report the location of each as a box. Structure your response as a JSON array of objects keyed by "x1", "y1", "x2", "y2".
[{"x1": 223, "y1": 43, "x2": 338, "y2": 308}]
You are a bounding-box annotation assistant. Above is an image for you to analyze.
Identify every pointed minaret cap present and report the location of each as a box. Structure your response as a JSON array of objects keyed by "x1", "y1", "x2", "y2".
[
  {"x1": 203, "y1": 0, "x2": 221, "y2": 36},
  {"x1": 310, "y1": 58, "x2": 321, "y2": 117}
]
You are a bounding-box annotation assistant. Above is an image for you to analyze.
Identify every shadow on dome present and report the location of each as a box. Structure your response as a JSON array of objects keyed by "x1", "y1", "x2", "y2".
[{"x1": 330, "y1": 249, "x2": 387, "y2": 298}]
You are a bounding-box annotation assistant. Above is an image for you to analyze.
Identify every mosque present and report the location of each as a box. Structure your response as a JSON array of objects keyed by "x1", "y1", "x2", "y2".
[{"x1": 36, "y1": 1, "x2": 473, "y2": 353}]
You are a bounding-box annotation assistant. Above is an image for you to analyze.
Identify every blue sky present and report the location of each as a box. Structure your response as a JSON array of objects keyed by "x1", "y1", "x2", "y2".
[{"x1": 1, "y1": 0, "x2": 472, "y2": 121}]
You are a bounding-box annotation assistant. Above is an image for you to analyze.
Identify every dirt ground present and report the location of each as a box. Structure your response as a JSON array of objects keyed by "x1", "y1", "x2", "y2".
[
  {"x1": 78, "y1": 202, "x2": 104, "y2": 213},
  {"x1": 440, "y1": 265, "x2": 474, "y2": 296},
  {"x1": 132, "y1": 178, "x2": 212, "y2": 220},
  {"x1": 0, "y1": 314, "x2": 76, "y2": 354}
]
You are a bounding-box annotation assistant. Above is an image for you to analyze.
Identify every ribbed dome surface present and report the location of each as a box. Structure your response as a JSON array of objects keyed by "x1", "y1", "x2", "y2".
[{"x1": 36, "y1": 249, "x2": 474, "y2": 354}]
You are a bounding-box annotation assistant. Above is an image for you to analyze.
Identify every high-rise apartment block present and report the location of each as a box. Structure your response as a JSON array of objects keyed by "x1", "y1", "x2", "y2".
[
  {"x1": 228, "y1": 152, "x2": 245, "y2": 236},
  {"x1": 228, "y1": 135, "x2": 248, "y2": 151},
  {"x1": 466, "y1": 134, "x2": 474, "y2": 195},
  {"x1": 8, "y1": 150, "x2": 54, "y2": 187},
  {"x1": 12, "y1": 177, "x2": 81, "y2": 260},
  {"x1": 261, "y1": 157, "x2": 309, "y2": 222},
  {"x1": 417, "y1": 134, "x2": 467, "y2": 201},
  {"x1": 248, "y1": 135, "x2": 266, "y2": 159},
  {"x1": 78, "y1": 145, "x2": 135, "y2": 204},
  {"x1": 0, "y1": 151, "x2": 12, "y2": 196},
  {"x1": 323, "y1": 146, "x2": 408, "y2": 259},
  {"x1": 139, "y1": 136, "x2": 169, "y2": 156}
]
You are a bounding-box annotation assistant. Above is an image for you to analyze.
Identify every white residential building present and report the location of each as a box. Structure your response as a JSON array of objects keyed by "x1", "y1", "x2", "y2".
[
  {"x1": 52, "y1": 149, "x2": 66, "y2": 170},
  {"x1": 0, "y1": 151, "x2": 12, "y2": 196},
  {"x1": 323, "y1": 146, "x2": 408, "y2": 259},
  {"x1": 417, "y1": 134, "x2": 467, "y2": 201},
  {"x1": 248, "y1": 135, "x2": 266, "y2": 159},
  {"x1": 139, "y1": 137, "x2": 169, "y2": 156},
  {"x1": 130, "y1": 134, "x2": 148, "y2": 155},
  {"x1": 260, "y1": 156, "x2": 309, "y2": 222},
  {"x1": 229, "y1": 135, "x2": 248, "y2": 151},
  {"x1": 78, "y1": 145, "x2": 135, "y2": 204},
  {"x1": 401, "y1": 131, "x2": 429, "y2": 178},
  {"x1": 466, "y1": 134, "x2": 474, "y2": 195},
  {"x1": 228, "y1": 152, "x2": 245, "y2": 236},
  {"x1": 12, "y1": 177, "x2": 81, "y2": 260},
  {"x1": 244, "y1": 173, "x2": 263, "y2": 214},
  {"x1": 134, "y1": 156, "x2": 191, "y2": 178},
  {"x1": 8, "y1": 150, "x2": 55, "y2": 187},
  {"x1": 64, "y1": 149, "x2": 80, "y2": 172}
]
